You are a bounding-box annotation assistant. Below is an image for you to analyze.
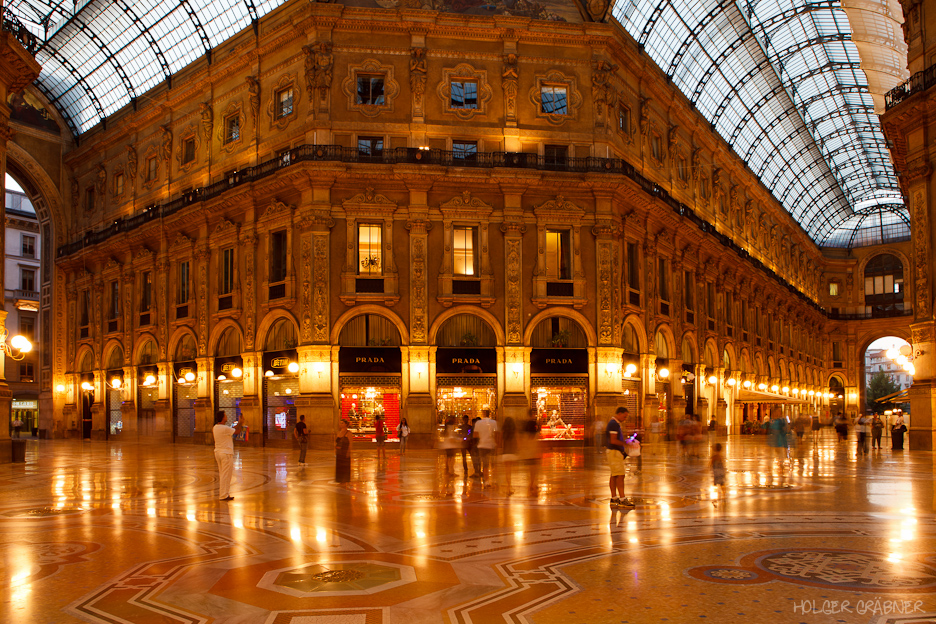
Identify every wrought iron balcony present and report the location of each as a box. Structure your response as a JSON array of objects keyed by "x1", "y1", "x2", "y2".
[
  {"x1": 885, "y1": 64, "x2": 936, "y2": 110},
  {"x1": 1, "y1": 8, "x2": 39, "y2": 55}
]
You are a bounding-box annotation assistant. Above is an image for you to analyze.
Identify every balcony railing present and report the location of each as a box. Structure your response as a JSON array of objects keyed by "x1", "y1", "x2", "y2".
[
  {"x1": 827, "y1": 308, "x2": 913, "y2": 321},
  {"x1": 13, "y1": 289, "x2": 39, "y2": 300},
  {"x1": 1, "y1": 8, "x2": 39, "y2": 55},
  {"x1": 57, "y1": 143, "x2": 825, "y2": 315},
  {"x1": 885, "y1": 64, "x2": 936, "y2": 110}
]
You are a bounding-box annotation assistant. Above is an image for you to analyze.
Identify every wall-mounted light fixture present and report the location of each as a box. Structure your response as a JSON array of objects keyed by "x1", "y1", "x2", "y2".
[
  {"x1": 658, "y1": 367, "x2": 670, "y2": 380},
  {"x1": 624, "y1": 363, "x2": 637, "y2": 377},
  {"x1": 758, "y1": 383, "x2": 767, "y2": 391},
  {"x1": 707, "y1": 375, "x2": 718, "y2": 385},
  {"x1": 604, "y1": 363, "x2": 620, "y2": 379},
  {"x1": 742, "y1": 379, "x2": 752, "y2": 389},
  {"x1": 512, "y1": 363, "x2": 523, "y2": 379},
  {"x1": 726, "y1": 377, "x2": 736, "y2": 387},
  {"x1": 288, "y1": 362, "x2": 299, "y2": 374},
  {"x1": 0, "y1": 330, "x2": 32, "y2": 361}
]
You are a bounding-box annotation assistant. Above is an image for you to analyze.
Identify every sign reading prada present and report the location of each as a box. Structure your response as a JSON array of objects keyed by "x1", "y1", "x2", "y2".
[
  {"x1": 436, "y1": 348, "x2": 496, "y2": 374},
  {"x1": 530, "y1": 348, "x2": 588, "y2": 374},
  {"x1": 339, "y1": 347, "x2": 402, "y2": 373}
]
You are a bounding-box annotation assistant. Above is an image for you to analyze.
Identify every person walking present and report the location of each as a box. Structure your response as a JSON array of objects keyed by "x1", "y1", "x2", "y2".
[
  {"x1": 294, "y1": 414, "x2": 309, "y2": 465},
  {"x1": 457, "y1": 415, "x2": 472, "y2": 477},
  {"x1": 500, "y1": 416, "x2": 518, "y2": 495},
  {"x1": 871, "y1": 413, "x2": 884, "y2": 450},
  {"x1": 374, "y1": 415, "x2": 386, "y2": 463},
  {"x1": 212, "y1": 411, "x2": 243, "y2": 501},
  {"x1": 397, "y1": 417, "x2": 410, "y2": 454},
  {"x1": 335, "y1": 419, "x2": 352, "y2": 483},
  {"x1": 12, "y1": 417, "x2": 23, "y2": 439},
  {"x1": 520, "y1": 408, "x2": 541, "y2": 496},
  {"x1": 710, "y1": 442, "x2": 726, "y2": 505},
  {"x1": 607, "y1": 407, "x2": 634, "y2": 508},
  {"x1": 767, "y1": 407, "x2": 789, "y2": 465},
  {"x1": 468, "y1": 417, "x2": 481, "y2": 478},
  {"x1": 473, "y1": 409, "x2": 498, "y2": 486}
]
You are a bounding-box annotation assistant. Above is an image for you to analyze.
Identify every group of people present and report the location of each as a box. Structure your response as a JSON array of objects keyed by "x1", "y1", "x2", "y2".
[{"x1": 437, "y1": 409, "x2": 540, "y2": 496}]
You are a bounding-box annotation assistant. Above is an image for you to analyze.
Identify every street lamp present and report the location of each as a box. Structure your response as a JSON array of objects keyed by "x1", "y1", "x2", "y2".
[{"x1": 0, "y1": 330, "x2": 32, "y2": 361}]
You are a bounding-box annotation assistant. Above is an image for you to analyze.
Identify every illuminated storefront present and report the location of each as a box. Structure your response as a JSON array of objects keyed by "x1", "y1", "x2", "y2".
[
  {"x1": 173, "y1": 361, "x2": 198, "y2": 439},
  {"x1": 435, "y1": 347, "x2": 497, "y2": 426},
  {"x1": 338, "y1": 347, "x2": 401, "y2": 441},
  {"x1": 104, "y1": 347, "x2": 124, "y2": 438},
  {"x1": 137, "y1": 365, "x2": 159, "y2": 437},
  {"x1": 262, "y1": 349, "x2": 299, "y2": 446},
  {"x1": 214, "y1": 355, "x2": 244, "y2": 429},
  {"x1": 530, "y1": 348, "x2": 588, "y2": 441},
  {"x1": 11, "y1": 398, "x2": 38, "y2": 436}
]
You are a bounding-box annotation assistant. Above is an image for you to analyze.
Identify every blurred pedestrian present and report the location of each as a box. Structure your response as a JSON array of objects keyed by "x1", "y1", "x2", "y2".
[
  {"x1": 711, "y1": 442, "x2": 726, "y2": 505},
  {"x1": 474, "y1": 410, "x2": 498, "y2": 486},
  {"x1": 767, "y1": 407, "x2": 789, "y2": 464},
  {"x1": 294, "y1": 414, "x2": 309, "y2": 465},
  {"x1": 871, "y1": 413, "x2": 884, "y2": 449},
  {"x1": 856, "y1": 412, "x2": 870, "y2": 455},
  {"x1": 397, "y1": 417, "x2": 410, "y2": 454},
  {"x1": 468, "y1": 417, "x2": 481, "y2": 478},
  {"x1": 440, "y1": 415, "x2": 459, "y2": 475},
  {"x1": 335, "y1": 419, "x2": 352, "y2": 483},
  {"x1": 374, "y1": 415, "x2": 386, "y2": 463},
  {"x1": 501, "y1": 416, "x2": 518, "y2": 495},
  {"x1": 457, "y1": 415, "x2": 472, "y2": 476},
  {"x1": 520, "y1": 408, "x2": 541, "y2": 496}
]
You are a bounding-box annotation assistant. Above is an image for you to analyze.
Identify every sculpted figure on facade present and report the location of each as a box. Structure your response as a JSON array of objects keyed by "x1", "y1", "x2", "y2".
[
  {"x1": 199, "y1": 103, "x2": 213, "y2": 142},
  {"x1": 315, "y1": 42, "x2": 334, "y2": 94},
  {"x1": 591, "y1": 59, "x2": 618, "y2": 119},
  {"x1": 94, "y1": 164, "x2": 106, "y2": 199},
  {"x1": 160, "y1": 125, "x2": 172, "y2": 162},
  {"x1": 246, "y1": 76, "x2": 260, "y2": 126},
  {"x1": 410, "y1": 47, "x2": 428, "y2": 113},
  {"x1": 126, "y1": 145, "x2": 137, "y2": 180},
  {"x1": 502, "y1": 53, "x2": 519, "y2": 123},
  {"x1": 667, "y1": 125, "x2": 679, "y2": 164},
  {"x1": 585, "y1": 0, "x2": 611, "y2": 21},
  {"x1": 303, "y1": 45, "x2": 316, "y2": 95}
]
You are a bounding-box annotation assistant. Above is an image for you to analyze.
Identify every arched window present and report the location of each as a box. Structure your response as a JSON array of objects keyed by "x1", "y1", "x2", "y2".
[{"x1": 864, "y1": 254, "x2": 904, "y2": 317}]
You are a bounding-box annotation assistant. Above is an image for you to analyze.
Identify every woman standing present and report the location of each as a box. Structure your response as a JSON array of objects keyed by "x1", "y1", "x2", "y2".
[
  {"x1": 336, "y1": 419, "x2": 352, "y2": 483},
  {"x1": 891, "y1": 414, "x2": 907, "y2": 450},
  {"x1": 397, "y1": 417, "x2": 410, "y2": 454},
  {"x1": 871, "y1": 413, "x2": 884, "y2": 449}
]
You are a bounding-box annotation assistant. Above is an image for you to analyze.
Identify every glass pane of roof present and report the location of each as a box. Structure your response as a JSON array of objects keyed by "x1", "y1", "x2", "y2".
[{"x1": 611, "y1": 0, "x2": 907, "y2": 248}]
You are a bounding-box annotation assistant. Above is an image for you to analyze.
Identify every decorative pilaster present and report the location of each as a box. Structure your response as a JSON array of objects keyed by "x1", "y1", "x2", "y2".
[
  {"x1": 195, "y1": 246, "x2": 210, "y2": 356},
  {"x1": 502, "y1": 220, "x2": 526, "y2": 345},
  {"x1": 406, "y1": 219, "x2": 430, "y2": 344},
  {"x1": 242, "y1": 231, "x2": 257, "y2": 350}
]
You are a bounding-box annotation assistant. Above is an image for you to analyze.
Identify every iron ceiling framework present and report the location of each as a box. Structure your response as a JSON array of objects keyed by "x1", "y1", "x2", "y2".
[
  {"x1": 5, "y1": 0, "x2": 274, "y2": 135},
  {"x1": 612, "y1": 0, "x2": 908, "y2": 247},
  {"x1": 5, "y1": 0, "x2": 908, "y2": 248}
]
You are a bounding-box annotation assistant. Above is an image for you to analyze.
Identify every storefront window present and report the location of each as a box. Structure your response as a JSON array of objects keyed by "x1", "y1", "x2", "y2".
[
  {"x1": 533, "y1": 384, "x2": 586, "y2": 439},
  {"x1": 107, "y1": 380, "x2": 122, "y2": 436},
  {"x1": 265, "y1": 376, "x2": 298, "y2": 440},
  {"x1": 340, "y1": 383, "x2": 400, "y2": 440},
  {"x1": 436, "y1": 385, "x2": 495, "y2": 426}
]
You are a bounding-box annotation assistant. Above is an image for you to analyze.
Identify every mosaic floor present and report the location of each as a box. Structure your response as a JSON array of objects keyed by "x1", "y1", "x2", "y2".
[{"x1": 2, "y1": 433, "x2": 935, "y2": 624}]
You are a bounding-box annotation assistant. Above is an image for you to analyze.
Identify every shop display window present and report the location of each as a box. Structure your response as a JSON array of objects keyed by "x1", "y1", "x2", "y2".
[
  {"x1": 216, "y1": 379, "x2": 243, "y2": 428},
  {"x1": 265, "y1": 377, "x2": 299, "y2": 440},
  {"x1": 175, "y1": 383, "x2": 197, "y2": 437},
  {"x1": 533, "y1": 385, "x2": 586, "y2": 440},
  {"x1": 340, "y1": 384, "x2": 400, "y2": 440},
  {"x1": 107, "y1": 386, "x2": 122, "y2": 435},
  {"x1": 436, "y1": 385, "x2": 495, "y2": 427}
]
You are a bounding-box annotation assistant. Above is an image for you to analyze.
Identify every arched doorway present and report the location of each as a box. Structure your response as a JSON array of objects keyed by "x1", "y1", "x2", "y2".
[
  {"x1": 621, "y1": 323, "x2": 642, "y2": 421},
  {"x1": 172, "y1": 334, "x2": 198, "y2": 439},
  {"x1": 530, "y1": 316, "x2": 588, "y2": 441},
  {"x1": 262, "y1": 318, "x2": 300, "y2": 446},
  {"x1": 434, "y1": 313, "x2": 498, "y2": 429},
  {"x1": 863, "y1": 336, "x2": 912, "y2": 428},
  {"x1": 214, "y1": 327, "x2": 244, "y2": 428},
  {"x1": 104, "y1": 346, "x2": 124, "y2": 439},
  {"x1": 136, "y1": 340, "x2": 159, "y2": 437},
  {"x1": 337, "y1": 314, "x2": 402, "y2": 441}
]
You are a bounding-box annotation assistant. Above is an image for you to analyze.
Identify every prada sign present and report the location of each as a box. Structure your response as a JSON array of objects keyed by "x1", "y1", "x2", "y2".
[
  {"x1": 530, "y1": 348, "x2": 588, "y2": 374},
  {"x1": 436, "y1": 348, "x2": 496, "y2": 374},
  {"x1": 339, "y1": 347, "x2": 402, "y2": 373}
]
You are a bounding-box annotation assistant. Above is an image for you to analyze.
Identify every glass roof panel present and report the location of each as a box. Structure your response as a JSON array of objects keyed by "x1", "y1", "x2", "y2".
[{"x1": 612, "y1": 0, "x2": 906, "y2": 247}]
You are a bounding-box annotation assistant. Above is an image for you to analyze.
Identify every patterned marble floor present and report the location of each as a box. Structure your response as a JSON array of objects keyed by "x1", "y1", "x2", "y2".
[{"x1": 2, "y1": 433, "x2": 935, "y2": 624}]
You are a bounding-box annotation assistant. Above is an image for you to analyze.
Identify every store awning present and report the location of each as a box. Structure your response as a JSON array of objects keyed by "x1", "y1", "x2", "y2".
[
  {"x1": 875, "y1": 388, "x2": 910, "y2": 403},
  {"x1": 736, "y1": 389, "x2": 808, "y2": 404}
]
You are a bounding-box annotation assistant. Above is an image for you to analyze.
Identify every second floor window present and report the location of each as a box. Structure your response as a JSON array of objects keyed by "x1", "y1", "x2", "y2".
[
  {"x1": 220, "y1": 248, "x2": 235, "y2": 295},
  {"x1": 21, "y1": 235, "x2": 35, "y2": 258},
  {"x1": 627, "y1": 242, "x2": 640, "y2": 292},
  {"x1": 85, "y1": 187, "x2": 95, "y2": 212},
  {"x1": 453, "y1": 141, "x2": 477, "y2": 162},
  {"x1": 540, "y1": 85, "x2": 568, "y2": 115},
  {"x1": 453, "y1": 226, "x2": 477, "y2": 276},
  {"x1": 20, "y1": 316, "x2": 35, "y2": 341},
  {"x1": 684, "y1": 271, "x2": 694, "y2": 310},
  {"x1": 829, "y1": 282, "x2": 839, "y2": 296},
  {"x1": 276, "y1": 88, "x2": 294, "y2": 118},
  {"x1": 182, "y1": 137, "x2": 196, "y2": 164},
  {"x1": 20, "y1": 268, "x2": 35, "y2": 292},
  {"x1": 678, "y1": 156, "x2": 688, "y2": 181},
  {"x1": 141, "y1": 271, "x2": 152, "y2": 311},
  {"x1": 109, "y1": 280, "x2": 120, "y2": 319},
  {"x1": 358, "y1": 224, "x2": 382, "y2": 276},
  {"x1": 618, "y1": 105, "x2": 630, "y2": 132},
  {"x1": 545, "y1": 229, "x2": 571, "y2": 281},
  {"x1": 270, "y1": 230, "x2": 287, "y2": 283},
  {"x1": 178, "y1": 261, "x2": 189, "y2": 304},
  {"x1": 450, "y1": 80, "x2": 478, "y2": 109},
  {"x1": 725, "y1": 291, "x2": 733, "y2": 326},
  {"x1": 146, "y1": 157, "x2": 157, "y2": 182},
  {"x1": 706, "y1": 282, "x2": 715, "y2": 319},
  {"x1": 358, "y1": 136, "x2": 383, "y2": 157},
  {"x1": 224, "y1": 114, "x2": 240, "y2": 143},
  {"x1": 114, "y1": 172, "x2": 124, "y2": 196},
  {"x1": 80, "y1": 290, "x2": 90, "y2": 327},
  {"x1": 545, "y1": 144, "x2": 568, "y2": 166},
  {"x1": 658, "y1": 257, "x2": 669, "y2": 302},
  {"x1": 356, "y1": 74, "x2": 385, "y2": 106}
]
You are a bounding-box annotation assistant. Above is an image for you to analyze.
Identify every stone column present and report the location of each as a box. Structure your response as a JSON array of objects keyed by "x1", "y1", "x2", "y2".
[
  {"x1": 0, "y1": 32, "x2": 41, "y2": 461},
  {"x1": 236, "y1": 351, "x2": 263, "y2": 447},
  {"x1": 193, "y1": 356, "x2": 214, "y2": 445}
]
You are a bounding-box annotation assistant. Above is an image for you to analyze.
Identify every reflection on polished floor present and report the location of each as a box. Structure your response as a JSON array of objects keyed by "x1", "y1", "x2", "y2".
[{"x1": 2, "y1": 434, "x2": 935, "y2": 624}]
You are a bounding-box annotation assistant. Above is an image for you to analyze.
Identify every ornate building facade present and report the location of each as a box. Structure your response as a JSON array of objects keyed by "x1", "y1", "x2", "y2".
[{"x1": 0, "y1": 0, "x2": 924, "y2": 453}]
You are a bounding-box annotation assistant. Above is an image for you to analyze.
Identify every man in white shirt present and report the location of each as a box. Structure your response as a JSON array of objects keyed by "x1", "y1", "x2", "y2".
[
  {"x1": 213, "y1": 411, "x2": 243, "y2": 501},
  {"x1": 473, "y1": 409, "x2": 498, "y2": 485}
]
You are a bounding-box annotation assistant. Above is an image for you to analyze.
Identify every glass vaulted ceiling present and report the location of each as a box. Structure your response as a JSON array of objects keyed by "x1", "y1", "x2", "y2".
[
  {"x1": 612, "y1": 0, "x2": 908, "y2": 247},
  {"x1": 7, "y1": 0, "x2": 908, "y2": 248}
]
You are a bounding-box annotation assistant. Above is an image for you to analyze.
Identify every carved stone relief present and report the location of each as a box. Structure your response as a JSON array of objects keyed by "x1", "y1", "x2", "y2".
[
  {"x1": 502, "y1": 53, "x2": 519, "y2": 124},
  {"x1": 312, "y1": 233, "x2": 329, "y2": 342},
  {"x1": 505, "y1": 235, "x2": 523, "y2": 345},
  {"x1": 300, "y1": 235, "x2": 313, "y2": 343},
  {"x1": 410, "y1": 47, "x2": 428, "y2": 118}
]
